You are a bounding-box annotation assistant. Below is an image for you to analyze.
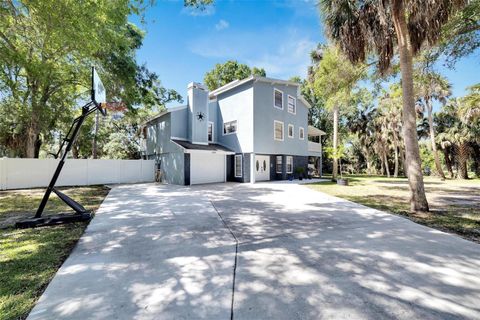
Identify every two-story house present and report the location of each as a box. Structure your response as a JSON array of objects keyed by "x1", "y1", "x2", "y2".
[{"x1": 142, "y1": 76, "x2": 325, "y2": 185}]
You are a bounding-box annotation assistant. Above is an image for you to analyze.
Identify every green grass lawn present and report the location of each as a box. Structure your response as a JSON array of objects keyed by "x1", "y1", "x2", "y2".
[
  {"x1": 308, "y1": 175, "x2": 480, "y2": 243},
  {"x1": 0, "y1": 186, "x2": 110, "y2": 320}
]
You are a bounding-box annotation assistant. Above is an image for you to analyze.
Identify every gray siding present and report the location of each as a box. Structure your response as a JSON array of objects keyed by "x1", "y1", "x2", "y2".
[
  {"x1": 216, "y1": 81, "x2": 254, "y2": 153},
  {"x1": 144, "y1": 112, "x2": 185, "y2": 185},
  {"x1": 208, "y1": 100, "x2": 218, "y2": 143},
  {"x1": 170, "y1": 108, "x2": 188, "y2": 140},
  {"x1": 253, "y1": 81, "x2": 309, "y2": 156},
  {"x1": 188, "y1": 85, "x2": 209, "y2": 144},
  {"x1": 160, "y1": 152, "x2": 184, "y2": 185}
]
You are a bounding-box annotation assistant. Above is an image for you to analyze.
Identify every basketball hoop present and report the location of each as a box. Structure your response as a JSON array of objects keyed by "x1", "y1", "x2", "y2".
[
  {"x1": 102, "y1": 101, "x2": 127, "y2": 113},
  {"x1": 15, "y1": 66, "x2": 121, "y2": 228}
]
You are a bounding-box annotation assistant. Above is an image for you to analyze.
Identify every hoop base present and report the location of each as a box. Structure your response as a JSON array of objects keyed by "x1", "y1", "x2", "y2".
[{"x1": 15, "y1": 212, "x2": 92, "y2": 229}]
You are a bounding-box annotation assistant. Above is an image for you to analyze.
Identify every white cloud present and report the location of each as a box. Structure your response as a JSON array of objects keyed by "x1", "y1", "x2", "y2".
[
  {"x1": 181, "y1": 5, "x2": 215, "y2": 16},
  {"x1": 215, "y1": 19, "x2": 229, "y2": 31},
  {"x1": 188, "y1": 27, "x2": 316, "y2": 79}
]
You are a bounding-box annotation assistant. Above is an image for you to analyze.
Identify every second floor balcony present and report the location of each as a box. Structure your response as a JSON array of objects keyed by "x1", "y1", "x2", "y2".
[{"x1": 308, "y1": 125, "x2": 325, "y2": 154}]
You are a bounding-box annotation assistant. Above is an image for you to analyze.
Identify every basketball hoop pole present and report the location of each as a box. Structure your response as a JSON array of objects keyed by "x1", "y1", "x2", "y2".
[
  {"x1": 34, "y1": 102, "x2": 99, "y2": 219},
  {"x1": 16, "y1": 67, "x2": 108, "y2": 228}
]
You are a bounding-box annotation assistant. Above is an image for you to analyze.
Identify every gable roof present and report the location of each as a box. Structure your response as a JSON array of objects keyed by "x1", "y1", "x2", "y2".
[
  {"x1": 141, "y1": 105, "x2": 187, "y2": 127},
  {"x1": 172, "y1": 139, "x2": 235, "y2": 153},
  {"x1": 209, "y1": 76, "x2": 311, "y2": 108}
]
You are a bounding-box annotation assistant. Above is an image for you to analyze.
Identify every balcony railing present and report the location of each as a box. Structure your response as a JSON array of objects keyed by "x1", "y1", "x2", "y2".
[{"x1": 308, "y1": 141, "x2": 321, "y2": 153}]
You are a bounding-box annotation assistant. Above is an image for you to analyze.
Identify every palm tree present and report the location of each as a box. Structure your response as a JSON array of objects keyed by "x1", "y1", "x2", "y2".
[
  {"x1": 378, "y1": 85, "x2": 404, "y2": 177},
  {"x1": 319, "y1": 0, "x2": 467, "y2": 212},
  {"x1": 436, "y1": 99, "x2": 478, "y2": 179},
  {"x1": 435, "y1": 111, "x2": 456, "y2": 178},
  {"x1": 415, "y1": 71, "x2": 451, "y2": 179},
  {"x1": 461, "y1": 84, "x2": 480, "y2": 122},
  {"x1": 311, "y1": 46, "x2": 366, "y2": 180},
  {"x1": 348, "y1": 96, "x2": 376, "y2": 174},
  {"x1": 460, "y1": 84, "x2": 480, "y2": 176}
]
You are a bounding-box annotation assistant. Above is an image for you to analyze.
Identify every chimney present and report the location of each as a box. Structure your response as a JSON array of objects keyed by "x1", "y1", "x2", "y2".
[{"x1": 187, "y1": 82, "x2": 209, "y2": 144}]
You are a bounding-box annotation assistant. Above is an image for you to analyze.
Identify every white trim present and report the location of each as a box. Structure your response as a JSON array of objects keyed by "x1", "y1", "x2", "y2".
[
  {"x1": 276, "y1": 155, "x2": 282, "y2": 174},
  {"x1": 286, "y1": 156, "x2": 293, "y2": 174},
  {"x1": 224, "y1": 156, "x2": 227, "y2": 182},
  {"x1": 223, "y1": 120, "x2": 238, "y2": 136},
  {"x1": 287, "y1": 95, "x2": 296, "y2": 114},
  {"x1": 274, "y1": 120, "x2": 284, "y2": 141},
  {"x1": 184, "y1": 149, "x2": 235, "y2": 155},
  {"x1": 191, "y1": 141, "x2": 209, "y2": 145},
  {"x1": 273, "y1": 88, "x2": 284, "y2": 110},
  {"x1": 209, "y1": 75, "x2": 301, "y2": 98},
  {"x1": 171, "y1": 136, "x2": 187, "y2": 141},
  {"x1": 168, "y1": 105, "x2": 188, "y2": 112},
  {"x1": 288, "y1": 124, "x2": 294, "y2": 138},
  {"x1": 208, "y1": 121, "x2": 214, "y2": 142},
  {"x1": 250, "y1": 153, "x2": 256, "y2": 183},
  {"x1": 299, "y1": 96, "x2": 311, "y2": 109},
  {"x1": 234, "y1": 154, "x2": 243, "y2": 178},
  {"x1": 299, "y1": 127, "x2": 305, "y2": 140},
  {"x1": 308, "y1": 125, "x2": 326, "y2": 136}
]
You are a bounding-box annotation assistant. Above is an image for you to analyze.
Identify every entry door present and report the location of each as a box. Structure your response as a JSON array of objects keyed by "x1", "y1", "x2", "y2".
[{"x1": 255, "y1": 155, "x2": 270, "y2": 181}]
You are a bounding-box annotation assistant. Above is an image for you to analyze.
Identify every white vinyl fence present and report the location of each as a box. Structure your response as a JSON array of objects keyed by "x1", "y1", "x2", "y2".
[{"x1": 0, "y1": 158, "x2": 155, "y2": 190}]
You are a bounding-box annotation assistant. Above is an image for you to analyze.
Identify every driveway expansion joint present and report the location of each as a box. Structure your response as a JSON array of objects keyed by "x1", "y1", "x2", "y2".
[{"x1": 210, "y1": 200, "x2": 239, "y2": 320}]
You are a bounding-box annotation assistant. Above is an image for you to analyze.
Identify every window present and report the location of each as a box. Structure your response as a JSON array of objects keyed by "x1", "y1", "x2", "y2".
[
  {"x1": 235, "y1": 155, "x2": 242, "y2": 177},
  {"x1": 208, "y1": 122, "x2": 214, "y2": 142},
  {"x1": 288, "y1": 95, "x2": 296, "y2": 114},
  {"x1": 274, "y1": 120, "x2": 284, "y2": 141},
  {"x1": 288, "y1": 124, "x2": 294, "y2": 138},
  {"x1": 286, "y1": 156, "x2": 293, "y2": 173},
  {"x1": 274, "y1": 89, "x2": 283, "y2": 109},
  {"x1": 223, "y1": 120, "x2": 237, "y2": 135},
  {"x1": 276, "y1": 156, "x2": 282, "y2": 173},
  {"x1": 299, "y1": 127, "x2": 304, "y2": 140}
]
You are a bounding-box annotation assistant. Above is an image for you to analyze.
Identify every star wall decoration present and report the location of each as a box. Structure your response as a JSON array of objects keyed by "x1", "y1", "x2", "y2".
[{"x1": 196, "y1": 111, "x2": 205, "y2": 121}]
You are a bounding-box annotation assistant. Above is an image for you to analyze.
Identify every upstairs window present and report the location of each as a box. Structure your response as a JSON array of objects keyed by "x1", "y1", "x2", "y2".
[
  {"x1": 274, "y1": 89, "x2": 283, "y2": 109},
  {"x1": 208, "y1": 122, "x2": 214, "y2": 142},
  {"x1": 223, "y1": 120, "x2": 237, "y2": 135},
  {"x1": 276, "y1": 156, "x2": 282, "y2": 173},
  {"x1": 288, "y1": 95, "x2": 296, "y2": 114},
  {"x1": 288, "y1": 124, "x2": 294, "y2": 138},
  {"x1": 299, "y1": 127, "x2": 305, "y2": 140},
  {"x1": 286, "y1": 156, "x2": 293, "y2": 173},
  {"x1": 274, "y1": 120, "x2": 284, "y2": 141}
]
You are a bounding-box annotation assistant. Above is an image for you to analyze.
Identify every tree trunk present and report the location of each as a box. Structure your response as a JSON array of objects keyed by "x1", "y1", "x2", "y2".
[
  {"x1": 426, "y1": 98, "x2": 446, "y2": 179},
  {"x1": 443, "y1": 147, "x2": 454, "y2": 178},
  {"x1": 25, "y1": 122, "x2": 40, "y2": 158},
  {"x1": 471, "y1": 142, "x2": 480, "y2": 178},
  {"x1": 380, "y1": 153, "x2": 385, "y2": 176},
  {"x1": 392, "y1": 1, "x2": 429, "y2": 212},
  {"x1": 332, "y1": 106, "x2": 339, "y2": 181},
  {"x1": 384, "y1": 150, "x2": 391, "y2": 178},
  {"x1": 92, "y1": 109, "x2": 99, "y2": 159},
  {"x1": 400, "y1": 147, "x2": 407, "y2": 177},
  {"x1": 364, "y1": 148, "x2": 372, "y2": 174},
  {"x1": 34, "y1": 137, "x2": 42, "y2": 158},
  {"x1": 393, "y1": 145, "x2": 399, "y2": 178},
  {"x1": 392, "y1": 130, "x2": 399, "y2": 178},
  {"x1": 457, "y1": 143, "x2": 469, "y2": 179}
]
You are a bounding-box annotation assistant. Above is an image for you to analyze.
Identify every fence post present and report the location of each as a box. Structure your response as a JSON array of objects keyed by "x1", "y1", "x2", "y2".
[{"x1": 0, "y1": 157, "x2": 6, "y2": 190}]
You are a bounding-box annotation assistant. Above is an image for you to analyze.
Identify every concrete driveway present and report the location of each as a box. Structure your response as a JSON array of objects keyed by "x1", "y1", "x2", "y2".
[{"x1": 29, "y1": 182, "x2": 480, "y2": 319}]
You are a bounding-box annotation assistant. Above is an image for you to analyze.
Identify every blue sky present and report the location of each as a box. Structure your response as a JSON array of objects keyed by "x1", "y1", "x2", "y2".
[{"x1": 134, "y1": 0, "x2": 479, "y2": 108}]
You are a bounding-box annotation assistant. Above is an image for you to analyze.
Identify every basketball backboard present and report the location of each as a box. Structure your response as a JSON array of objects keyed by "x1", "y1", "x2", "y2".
[{"x1": 92, "y1": 66, "x2": 107, "y2": 116}]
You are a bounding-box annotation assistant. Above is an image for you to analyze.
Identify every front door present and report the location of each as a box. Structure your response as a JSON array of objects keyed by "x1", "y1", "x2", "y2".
[{"x1": 255, "y1": 155, "x2": 270, "y2": 181}]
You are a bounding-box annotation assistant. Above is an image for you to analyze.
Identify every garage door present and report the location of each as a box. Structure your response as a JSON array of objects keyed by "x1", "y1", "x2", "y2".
[{"x1": 190, "y1": 152, "x2": 225, "y2": 185}]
